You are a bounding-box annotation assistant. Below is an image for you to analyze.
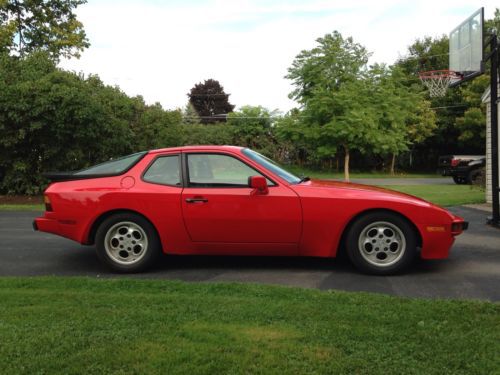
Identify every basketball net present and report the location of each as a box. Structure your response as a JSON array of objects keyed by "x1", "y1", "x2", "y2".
[{"x1": 419, "y1": 70, "x2": 462, "y2": 97}]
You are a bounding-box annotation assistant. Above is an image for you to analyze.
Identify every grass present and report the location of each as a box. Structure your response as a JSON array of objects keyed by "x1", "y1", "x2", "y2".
[
  {"x1": 383, "y1": 185, "x2": 486, "y2": 207},
  {"x1": 0, "y1": 277, "x2": 498, "y2": 374},
  {"x1": 0, "y1": 203, "x2": 44, "y2": 211}
]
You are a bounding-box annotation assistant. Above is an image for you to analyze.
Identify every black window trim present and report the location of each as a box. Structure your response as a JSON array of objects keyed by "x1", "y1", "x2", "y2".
[
  {"x1": 182, "y1": 151, "x2": 278, "y2": 189},
  {"x1": 140, "y1": 153, "x2": 183, "y2": 188}
]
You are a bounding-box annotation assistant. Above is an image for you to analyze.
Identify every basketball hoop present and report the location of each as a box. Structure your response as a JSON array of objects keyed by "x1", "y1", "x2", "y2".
[{"x1": 418, "y1": 70, "x2": 462, "y2": 97}]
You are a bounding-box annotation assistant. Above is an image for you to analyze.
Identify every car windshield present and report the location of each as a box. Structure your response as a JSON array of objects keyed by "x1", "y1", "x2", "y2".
[
  {"x1": 75, "y1": 152, "x2": 147, "y2": 175},
  {"x1": 242, "y1": 148, "x2": 301, "y2": 184}
]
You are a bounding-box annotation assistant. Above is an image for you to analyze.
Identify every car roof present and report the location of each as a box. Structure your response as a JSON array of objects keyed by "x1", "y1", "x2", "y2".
[{"x1": 148, "y1": 145, "x2": 244, "y2": 154}]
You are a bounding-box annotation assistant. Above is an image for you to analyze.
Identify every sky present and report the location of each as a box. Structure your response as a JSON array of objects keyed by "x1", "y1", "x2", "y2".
[{"x1": 59, "y1": 1, "x2": 499, "y2": 113}]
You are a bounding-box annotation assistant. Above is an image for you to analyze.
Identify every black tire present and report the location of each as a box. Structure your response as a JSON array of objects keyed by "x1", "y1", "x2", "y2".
[
  {"x1": 345, "y1": 211, "x2": 417, "y2": 275},
  {"x1": 95, "y1": 213, "x2": 161, "y2": 273},
  {"x1": 452, "y1": 175, "x2": 467, "y2": 184},
  {"x1": 467, "y1": 169, "x2": 481, "y2": 185}
]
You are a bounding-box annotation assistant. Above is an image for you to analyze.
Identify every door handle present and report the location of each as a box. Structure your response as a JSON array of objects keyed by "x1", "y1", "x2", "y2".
[{"x1": 185, "y1": 197, "x2": 208, "y2": 203}]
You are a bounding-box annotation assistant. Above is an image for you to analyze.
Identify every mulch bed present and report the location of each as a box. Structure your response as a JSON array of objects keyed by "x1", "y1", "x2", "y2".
[{"x1": 0, "y1": 195, "x2": 43, "y2": 205}]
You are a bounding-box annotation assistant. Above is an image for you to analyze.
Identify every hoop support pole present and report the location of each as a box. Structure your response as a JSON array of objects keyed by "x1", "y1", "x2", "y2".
[{"x1": 487, "y1": 32, "x2": 500, "y2": 227}]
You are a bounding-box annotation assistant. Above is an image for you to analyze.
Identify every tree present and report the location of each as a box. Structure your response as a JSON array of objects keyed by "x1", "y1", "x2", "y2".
[
  {"x1": 182, "y1": 102, "x2": 201, "y2": 125},
  {"x1": 273, "y1": 109, "x2": 312, "y2": 165},
  {"x1": 0, "y1": 0, "x2": 89, "y2": 60},
  {"x1": 0, "y1": 52, "x2": 183, "y2": 194},
  {"x1": 227, "y1": 105, "x2": 278, "y2": 156},
  {"x1": 286, "y1": 31, "x2": 377, "y2": 181},
  {"x1": 395, "y1": 35, "x2": 472, "y2": 168},
  {"x1": 188, "y1": 79, "x2": 235, "y2": 124},
  {"x1": 367, "y1": 64, "x2": 436, "y2": 174}
]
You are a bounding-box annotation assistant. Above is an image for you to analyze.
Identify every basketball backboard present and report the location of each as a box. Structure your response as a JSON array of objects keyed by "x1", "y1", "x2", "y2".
[{"x1": 449, "y1": 7, "x2": 484, "y2": 82}]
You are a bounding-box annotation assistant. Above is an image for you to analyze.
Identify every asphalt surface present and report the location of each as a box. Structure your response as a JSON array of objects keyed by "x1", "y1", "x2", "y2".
[{"x1": 1, "y1": 206, "x2": 499, "y2": 301}]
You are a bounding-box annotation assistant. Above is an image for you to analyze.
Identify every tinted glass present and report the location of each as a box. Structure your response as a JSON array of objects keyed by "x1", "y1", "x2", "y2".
[
  {"x1": 242, "y1": 149, "x2": 301, "y2": 184},
  {"x1": 187, "y1": 153, "x2": 271, "y2": 187},
  {"x1": 143, "y1": 156, "x2": 180, "y2": 186},
  {"x1": 75, "y1": 152, "x2": 146, "y2": 175}
]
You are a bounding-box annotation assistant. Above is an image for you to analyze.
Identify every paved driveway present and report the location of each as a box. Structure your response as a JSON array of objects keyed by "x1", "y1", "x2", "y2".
[{"x1": 1, "y1": 206, "x2": 499, "y2": 301}]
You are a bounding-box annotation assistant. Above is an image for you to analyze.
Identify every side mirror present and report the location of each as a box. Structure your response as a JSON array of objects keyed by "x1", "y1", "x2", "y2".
[{"x1": 248, "y1": 175, "x2": 269, "y2": 195}]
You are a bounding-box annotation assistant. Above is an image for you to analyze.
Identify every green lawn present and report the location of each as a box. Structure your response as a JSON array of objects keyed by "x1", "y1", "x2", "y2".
[
  {"x1": 383, "y1": 185, "x2": 485, "y2": 207},
  {"x1": 0, "y1": 277, "x2": 498, "y2": 374},
  {"x1": 0, "y1": 203, "x2": 44, "y2": 211}
]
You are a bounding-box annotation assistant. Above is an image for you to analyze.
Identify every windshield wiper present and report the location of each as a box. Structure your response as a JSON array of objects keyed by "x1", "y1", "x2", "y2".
[{"x1": 298, "y1": 175, "x2": 310, "y2": 183}]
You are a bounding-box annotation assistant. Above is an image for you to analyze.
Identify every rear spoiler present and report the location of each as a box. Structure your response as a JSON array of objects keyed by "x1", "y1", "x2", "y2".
[{"x1": 42, "y1": 172, "x2": 112, "y2": 182}]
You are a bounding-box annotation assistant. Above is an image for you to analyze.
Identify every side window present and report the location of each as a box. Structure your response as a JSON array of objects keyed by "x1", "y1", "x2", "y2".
[
  {"x1": 187, "y1": 154, "x2": 272, "y2": 187},
  {"x1": 143, "y1": 155, "x2": 180, "y2": 186}
]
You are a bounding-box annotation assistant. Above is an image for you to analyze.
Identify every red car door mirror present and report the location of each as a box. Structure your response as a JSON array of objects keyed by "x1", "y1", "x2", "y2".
[{"x1": 248, "y1": 176, "x2": 269, "y2": 195}]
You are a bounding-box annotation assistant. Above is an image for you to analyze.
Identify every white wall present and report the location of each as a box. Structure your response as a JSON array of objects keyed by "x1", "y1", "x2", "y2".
[{"x1": 485, "y1": 97, "x2": 500, "y2": 204}]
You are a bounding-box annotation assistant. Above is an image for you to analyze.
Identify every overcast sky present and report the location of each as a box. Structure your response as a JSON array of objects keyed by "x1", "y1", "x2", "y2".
[{"x1": 59, "y1": 1, "x2": 498, "y2": 113}]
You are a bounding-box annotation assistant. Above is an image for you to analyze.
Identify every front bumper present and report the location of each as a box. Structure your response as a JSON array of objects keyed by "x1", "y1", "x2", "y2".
[{"x1": 452, "y1": 219, "x2": 468, "y2": 235}]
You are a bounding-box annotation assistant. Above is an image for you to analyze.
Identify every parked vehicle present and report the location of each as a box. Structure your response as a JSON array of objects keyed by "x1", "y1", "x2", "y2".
[
  {"x1": 438, "y1": 155, "x2": 485, "y2": 184},
  {"x1": 34, "y1": 146, "x2": 467, "y2": 275}
]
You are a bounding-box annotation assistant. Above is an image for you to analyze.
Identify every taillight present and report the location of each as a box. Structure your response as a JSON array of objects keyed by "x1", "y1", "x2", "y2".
[
  {"x1": 450, "y1": 158, "x2": 460, "y2": 167},
  {"x1": 44, "y1": 195, "x2": 53, "y2": 211}
]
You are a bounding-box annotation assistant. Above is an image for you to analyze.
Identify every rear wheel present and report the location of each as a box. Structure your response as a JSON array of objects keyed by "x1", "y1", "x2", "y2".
[
  {"x1": 452, "y1": 176, "x2": 467, "y2": 184},
  {"x1": 95, "y1": 213, "x2": 161, "y2": 273},
  {"x1": 345, "y1": 212, "x2": 417, "y2": 275}
]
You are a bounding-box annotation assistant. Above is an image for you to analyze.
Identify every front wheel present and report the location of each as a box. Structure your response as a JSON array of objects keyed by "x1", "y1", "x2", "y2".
[
  {"x1": 345, "y1": 212, "x2": 417, "y2": 275},
  {"x1": 95, "y1": 213, "x2": 161, "y2": 273}
]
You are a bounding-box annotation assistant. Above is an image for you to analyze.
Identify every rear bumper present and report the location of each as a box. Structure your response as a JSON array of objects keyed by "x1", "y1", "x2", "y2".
[
  {"x1": 33, "y1": 217, "x2": 60, "y2": 235},
  {"x1": 440, "y1": 168, "x2": 469, "y2": 177},
  {"x1": 33, "y1": 215, "x2": 85, "y2": 243}
]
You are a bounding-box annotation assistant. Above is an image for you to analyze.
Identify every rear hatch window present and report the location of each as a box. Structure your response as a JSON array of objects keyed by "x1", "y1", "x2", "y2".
[{"x1": 75, "y1": 152, "x2": 147, "y2": 176}]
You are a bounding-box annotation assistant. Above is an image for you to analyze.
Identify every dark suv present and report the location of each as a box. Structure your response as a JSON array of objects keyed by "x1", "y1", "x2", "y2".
[{"x1": 438, "y1": 155, "x2": 485, "y2": 184}]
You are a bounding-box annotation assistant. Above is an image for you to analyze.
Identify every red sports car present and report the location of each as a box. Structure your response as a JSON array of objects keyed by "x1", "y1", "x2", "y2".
[{"x1": 34, "y1": 146, "x2": 467, "y2": 275}]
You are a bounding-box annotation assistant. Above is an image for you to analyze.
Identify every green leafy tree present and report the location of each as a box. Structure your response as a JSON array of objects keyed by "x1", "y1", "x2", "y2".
[
  {"x1": 0, "y1": 0, "x2": 89, "y2": 59},
  {"x1": 454, "y1": 72, "x2": 489, "y2": 150},
  {"x1": 395, "y1": 35, "x2": 472, "y2": 168},
  {"x1": 274, "y1": 109, "x2": 314, "y2": 165},
  {"x1": 188, "y1": 79, "x2": 235, "y2": 124},
  {"x1": 226, "y1": 106, "x2": 278, "y2": 156},
  {"x1": 179, "y1": 124, "x2": 233, "y2": 146},
  {"x1": 134, "y1": 101, "x2": 183, "y2": 150},
  {"x1": 0, "y1": 53, "x2": 130, "y2": 193},
  {"x1": 0, "y1": 53, "x2": 183, "y2": 194},
  {"x1": 287, "y1": 31, "x2": 380, "y2": 181},
  {"x1": 368, "y1": 64, "x2": 435, "y2": 174}
]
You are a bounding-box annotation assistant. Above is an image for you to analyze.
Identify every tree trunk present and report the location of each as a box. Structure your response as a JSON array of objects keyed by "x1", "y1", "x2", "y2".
[
  {"x1": 344, "y1": 145, "x2": 350, "y2": 182},
  {"x1": 390, "y1": 153, "x2": 396, "y2": 176}
]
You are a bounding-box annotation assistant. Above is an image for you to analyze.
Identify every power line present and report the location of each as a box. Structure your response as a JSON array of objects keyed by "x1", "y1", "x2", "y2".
[
  {"x1": 429, "y1": 104, "x2": 469, "y2": 110},
  {"x1": 395, "y1": 52, "x2": 450, "y2": 62}
]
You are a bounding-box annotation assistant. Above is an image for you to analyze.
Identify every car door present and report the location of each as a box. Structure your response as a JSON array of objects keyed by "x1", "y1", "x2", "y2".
[{"x1": 181, "y1": 152, "x2": 302, "y2": 245}]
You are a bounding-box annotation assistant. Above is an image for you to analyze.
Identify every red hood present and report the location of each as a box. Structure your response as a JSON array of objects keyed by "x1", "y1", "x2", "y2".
[{"x1": 299, "y1": 179, "x2": 430, "y2": 205}]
